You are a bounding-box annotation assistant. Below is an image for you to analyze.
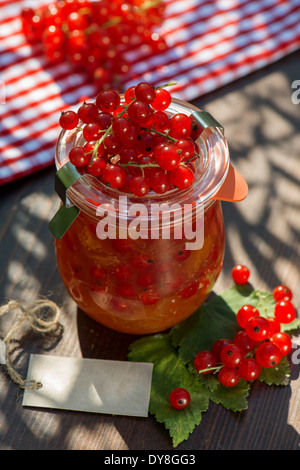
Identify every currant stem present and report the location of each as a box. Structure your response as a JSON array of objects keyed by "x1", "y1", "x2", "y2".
[
  {"x1": 141, "y1": 126, "x2": 177, "y2": 143},
  {"x1": 155, "y1": 81, "x2": 177, "y2": 89},
  {"x1": 197, "y1": 365, "x2": 224, "y2": 374},
  {"x1": 120, "y1": 162, "x2": 161, "y2": 169}
]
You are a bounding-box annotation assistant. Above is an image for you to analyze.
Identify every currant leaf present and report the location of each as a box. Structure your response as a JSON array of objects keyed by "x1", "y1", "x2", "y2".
[
  {"x1": 209, "y1": 380, "x2": 250, "y2": 412},
  {"x1": 259, "y1": 356, "x2": 291, "y2": 386}
]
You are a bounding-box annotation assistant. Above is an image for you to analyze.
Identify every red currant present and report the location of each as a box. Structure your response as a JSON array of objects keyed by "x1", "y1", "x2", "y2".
[
  {"x1": 140, "y1": 290, "x2": 160, "y2": 305},
  {"x1": 128, "y1": 100, "x2": 150, "y2": 123},
  {"x1": 231, "y1": 264, "x2": 250, "y2": 284},
  {"x1": 152, "y1": 88, "x2": 171, "y2": 111},
  {"x1": 83, "y1": 123, "x2": 102, "y2": 141},
  {"x1": 137, "y1": 264, "x2": 156, "y2": 287},
  {"x1": 255, "y1": 342, "x2": 282, "y2": 368},
  {"x1": 169, "y1": 113, "x2": 192, "y2": 139},
  {"x1": 134, "y1": 82, "x2": 156, "y2": 104},
  {"x1": 129, "y1": 176, "x2": 150, "y2": 197},
  {"x1": 169, "y1": 165, "x2": 194, "y2": 190},
  {"x1": 233, "y1": 330, "x2": 258, "y2": 353},
  {"x1": 155, "y1": 144, "x2": 181, "y2": 171},
  {"x1": 169, "y1": 388, "x2": 191, "y2": 410},
  {"x1": 175, "y1": 139, "x2": 195, "y2": 161},
  {"x1": 150, "y1": 170, "x2": 171, "y2": 194},
  {"x1": 96, "y1": 90, "x2": 120, "y2": 113},
  {"x1": 59, "y1": 110, "x2": 79, "y2": 130},
  {"x1": 238, "y1": 358, "x2": 261, "y2": 381},
  {"x1": 104, "y1": 133, "x2": 121, "y2": 155},
  {"x1": 95, "y1": 112, "x2": 113, "y2": 130},
  {"x1": 236, "y1": 304, "x2": 260, "y2": 328},
  {"x1": 273, "y1": 285, "x2": 293, "y2": 302},
  {"x1": 151, "y1": 111, "x2": 169, "y2": 132},
  {"x1": 86, "y1": 157, "x2": 106, "y2": 177},
  {"x1": 77, "y1": 102, "x2": 99, "y2": 124},
  {"x1": 274, "y1": 300, "x2": 297, "y2": 324},
  {"x1": 245, "y1": 316, "x2": 270, "y2": 341},
  {"x1": 218, "y1": 366, "x2": 240, "y2": 387},
  {"x1": 69, "y1": 146, "x2": 90, "y2": 167},
  {"x1": 113, "y1": 265, "x2": 132, "y2": 281},
  {"x1": 89, "y1": 265, "x2": 106, "y2": 281},
  {"x1": 270, "y1": 332, "x2": 292, "y2": 356},
  {"x1": 220, "y1": 343, "x2": 244, "y2": 368},
  {"x1": 103, "y1": 164, "x2": 127, "y2": 188},
  {"x1": 116, "y1": 281, "x2": 136, "y2": 299},
  {"x1": 194, "y1": 351, "x2": 217, "y2": 374},
  {"x1": 267, "y1": 317, "x2": 281, "y2": 336},
  {"x1": 124, "y1": 86, "x2": 136, "y2": 104},
  {"x1": 211, "y1": 339, "x2": 232, "y2": 362}
]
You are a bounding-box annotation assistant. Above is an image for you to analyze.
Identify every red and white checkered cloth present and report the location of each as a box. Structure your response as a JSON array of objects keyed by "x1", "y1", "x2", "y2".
[{"x1": 1, "y1": 0, "x2": 300, "y2": 185}]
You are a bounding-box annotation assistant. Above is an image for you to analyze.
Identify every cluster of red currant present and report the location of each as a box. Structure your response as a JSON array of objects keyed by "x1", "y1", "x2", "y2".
[
  {"x1": 21, "y1": 0, "x2": 166, "y2": 90},
  {"x1": 58, "y1": 82, "x2": 202, "y2": 196},
  {"x1": 169, "y1": 266, "x2": 297, "y2": 409}
]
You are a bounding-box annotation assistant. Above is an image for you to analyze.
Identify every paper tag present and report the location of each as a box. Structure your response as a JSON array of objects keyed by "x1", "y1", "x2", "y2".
[
  {"x1": 22, "y1": 354, "x2": 153, "y2": 417},
  {"x1": 0, "y1": 340, "x2": 6, "y2": 364}
]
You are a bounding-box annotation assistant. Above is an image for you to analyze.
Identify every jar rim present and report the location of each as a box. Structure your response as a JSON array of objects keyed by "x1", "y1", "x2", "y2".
[{"x1": 55, "y1": 97, "x2": 230, "y2": 217}]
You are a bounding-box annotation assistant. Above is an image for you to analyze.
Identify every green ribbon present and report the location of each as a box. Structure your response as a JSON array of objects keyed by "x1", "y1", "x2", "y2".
[{"x1": 49, "y1": 162, "x2": 82, "y2": 239}]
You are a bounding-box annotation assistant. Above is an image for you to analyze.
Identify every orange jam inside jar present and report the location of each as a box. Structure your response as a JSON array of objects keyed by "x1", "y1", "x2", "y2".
[{"x1": 53, "y1": 97, "x2": 230, "y2": 334}]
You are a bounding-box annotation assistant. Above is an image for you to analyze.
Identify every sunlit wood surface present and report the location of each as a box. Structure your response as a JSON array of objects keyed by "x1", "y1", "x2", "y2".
[{"x1": 0, "y1": 50, "x2": 299, "y2": 450}]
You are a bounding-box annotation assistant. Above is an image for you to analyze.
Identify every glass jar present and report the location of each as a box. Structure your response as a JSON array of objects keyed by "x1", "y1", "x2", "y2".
[{"x1": 53, "y1": 98, "x2": 230, "y2": 335}]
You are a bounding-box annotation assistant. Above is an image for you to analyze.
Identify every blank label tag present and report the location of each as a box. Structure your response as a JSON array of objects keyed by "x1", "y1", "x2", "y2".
[{"x1": 22, "y1": 354, "x2": 153, "y2": 417}]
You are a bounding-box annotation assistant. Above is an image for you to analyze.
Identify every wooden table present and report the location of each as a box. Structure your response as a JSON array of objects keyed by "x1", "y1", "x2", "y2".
[{"x1": 0, "y1": 51, "x2": 299, "y2": 451}]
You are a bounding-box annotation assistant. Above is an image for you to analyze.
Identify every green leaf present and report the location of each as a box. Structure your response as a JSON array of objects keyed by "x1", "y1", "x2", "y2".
[
  {"x1": 259, "y1": 357, "x2": 291, "y2": 386},
  {"x1": 129, "y1": 333, "x2": 209, "y2": 447},
  {"x1": 209, "y1": 379, "x2": 250, "y2": 412},
  {"x1": 128, "y1": 333, "x2": 170, "y2": 365}
]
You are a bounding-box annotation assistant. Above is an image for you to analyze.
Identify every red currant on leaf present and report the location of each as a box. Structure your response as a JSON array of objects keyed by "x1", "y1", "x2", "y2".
[
  {"x1": 233, "y1": 330, "x2": 258, "y2": 353},
  {"x1": 194, "y1": 351, "x2": 217, "y2": 374},
  {"x1": 211, "y1": 339, "x2": 232, "y2": 362},
  {"x1": 218, "y1": 366, "x2": 240, "y2": 387},
  {"x1": 238, "y1": 358, "x2": 261, "y2": 381},
  {"x1": 270, "y1": 332, "x2": 292, "y2": 356},
  {"x1": 236, "y1": 304, "x2": 260, "y2": 328},
  {"x1": 169, "y1": 388, "x2": 191, "y2": 410},
  {"x1": 245, "y1": 316, "x2": 270, "y2": 341},
  {"x1": 220, "y1": 343, "x2": 244, "y2": 368},
  {"x1": 255, "y1": 342, "x2": 282, "y2": 368}
]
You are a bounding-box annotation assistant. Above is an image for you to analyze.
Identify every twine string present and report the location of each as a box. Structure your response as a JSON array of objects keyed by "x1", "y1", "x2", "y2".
[{"x1": 0, "y1": 299, "x2": 62, "y2": 390}]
